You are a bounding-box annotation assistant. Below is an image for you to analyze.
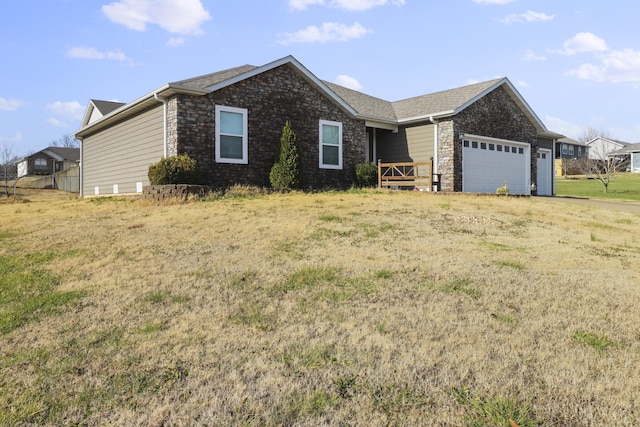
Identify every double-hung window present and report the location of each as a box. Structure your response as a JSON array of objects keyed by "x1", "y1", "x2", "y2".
[
  {"x1": 215, "y1": 105, "x2": 248, "y2": 164},
  {"x1": 34, "y1": 158, "x2": 47, "y2": 170},
  {"x1": 319, "y1": 120, "x2": 342, "y2": 169}
]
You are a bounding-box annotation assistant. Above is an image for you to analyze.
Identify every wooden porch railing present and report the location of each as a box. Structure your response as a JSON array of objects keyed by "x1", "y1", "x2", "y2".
[{"x1": 377, "y1": 159, "x2": 440, "y2": 191}]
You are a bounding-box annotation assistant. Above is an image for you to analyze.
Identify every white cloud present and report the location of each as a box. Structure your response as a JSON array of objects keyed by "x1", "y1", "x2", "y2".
[
  {"x1": 167, "y1": 37, "x2": 185, "y2": 47},
  {"x1": 289, "y1": 0, "x2": 405, "y2": 11},
  {"x1": 0, "y1": 97, "x2": 25, "y2": 111},
  {"x1": 523, "y1": 49, "x2": 546, "y2": 62},
  {"x1": 544, "y1": 116, "x2": 583, "y2": 139},
  {"x1": 102, "y1": 0, "x2": 211, "y2": 35},
  {"x1": 472, "y1": 0, "x2": 516, "y2": 4},
  {"x1": 289, "y1": 0, "x2": 324, "y2": 10},
  {"x1": 46, "y1": 101, "x2": 84, "y2": 121},
  {"x1": 556, "y1": 32, "x2": 607, "y2": 55},
  {"x1": 515, "y1": 80, "x2": 530, "y2": 88},
  {"x1": 46, "y1": 118, "x2": 68, "y2": 128},
  {"x1": 66, "y1": 46, "x2": 131, "y2": 62},
  {"x1": 335, "y1": 75, "x2": 363, "y2": 90},
  {"x1": 499, "y1": 10, "x2": 554, "y2": 24},
  {"x1": 278, "y1": 22, "x2": 372, "y2": 45},
  {"x1": 0, "y1": 132, "x2": 23, "y2": 143},
  {"x1": 567, "y1": 48, "x2": 640, "y2": 84}
]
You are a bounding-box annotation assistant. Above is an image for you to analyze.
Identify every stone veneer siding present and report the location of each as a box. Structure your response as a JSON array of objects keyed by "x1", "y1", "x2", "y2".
[
  {"x1": 437, "y1": 86, "x2": 538, "y2": 193},
  {"x1": 166, "y1": 64, "x2": 366, "y2": 189}
]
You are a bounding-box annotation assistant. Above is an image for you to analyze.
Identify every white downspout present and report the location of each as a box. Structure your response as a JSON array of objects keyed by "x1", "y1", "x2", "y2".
[
  {"x1": 429, "y1": 116, "x2": 438, "y2": 191},
  {"x1": 78, "y1": 137, "x2": 83, "y2": 198},
  {"x1": 154, "y1": 93, "x2": 168, "y2": 158}
]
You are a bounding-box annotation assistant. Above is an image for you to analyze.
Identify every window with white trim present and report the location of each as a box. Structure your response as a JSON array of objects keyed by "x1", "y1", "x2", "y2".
[
  {"x1": 35, "y1": 158, "x2": 47, "y2": 170},
  {"x1": 319, "y1": 120, "x2": 342, "y2": 169},
  {"x1": 215, "y1": 105, "x2": 248, "y2": 164}
]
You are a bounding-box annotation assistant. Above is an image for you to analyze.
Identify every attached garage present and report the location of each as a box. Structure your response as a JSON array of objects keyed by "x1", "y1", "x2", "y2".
[{"x1": 462, "y1": 135, "x2": 530, "y2": 195}]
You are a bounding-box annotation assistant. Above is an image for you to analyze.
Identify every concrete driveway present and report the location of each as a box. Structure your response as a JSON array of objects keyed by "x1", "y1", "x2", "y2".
[{"x1": 539, "y1": 196, "x2": 640, "y2": 215}]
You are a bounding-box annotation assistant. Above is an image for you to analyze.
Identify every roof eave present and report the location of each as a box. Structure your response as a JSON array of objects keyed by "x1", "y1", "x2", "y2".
[
  {"x1": 397, "y1": 111, "x2": 454, "y2": 125},
  {"x1": 538, "y1": 130, "x2": 565, "y2": 139}
]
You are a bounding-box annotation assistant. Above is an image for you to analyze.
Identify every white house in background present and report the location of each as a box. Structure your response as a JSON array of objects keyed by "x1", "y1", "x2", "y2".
[{"x1": 585, "y1": 137, "x2": 631, "y2": 160}]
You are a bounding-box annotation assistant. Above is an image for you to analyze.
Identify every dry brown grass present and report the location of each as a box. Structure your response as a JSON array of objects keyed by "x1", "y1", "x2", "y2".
[{"x1": 1, "y1": 188, "x2": 639, "y2": 426}]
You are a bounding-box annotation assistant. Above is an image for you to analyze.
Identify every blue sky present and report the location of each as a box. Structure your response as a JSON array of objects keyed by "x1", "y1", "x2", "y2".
[{"x1": 2, "y1": 0, "x2": 639, "y2": 156}]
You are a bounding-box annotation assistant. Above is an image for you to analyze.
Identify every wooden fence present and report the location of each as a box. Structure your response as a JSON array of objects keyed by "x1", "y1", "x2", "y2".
[{"x1": 378, "y1": 159, "x2": 440, "y2": 191}]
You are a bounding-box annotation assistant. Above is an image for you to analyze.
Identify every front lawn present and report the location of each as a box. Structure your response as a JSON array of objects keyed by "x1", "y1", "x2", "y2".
[{"x1": 556, "y1": 172, "x2": 640, "y2": 201}]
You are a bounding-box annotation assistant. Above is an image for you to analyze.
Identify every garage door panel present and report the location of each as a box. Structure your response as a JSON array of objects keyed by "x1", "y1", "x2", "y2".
[{"x1": 462, "y1": 138, "x2": 529, "y2": 195}]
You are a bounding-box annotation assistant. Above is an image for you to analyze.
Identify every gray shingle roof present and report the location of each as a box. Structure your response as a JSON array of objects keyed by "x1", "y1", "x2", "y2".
[
  {"x1": 92, "y1": 100, "x2": 125, "y2": 115},
  {"x1": 558, "y1": 137, "x2": 587, "y2": 146},
  {"x1": 611, "y1": 142, "x2": 640, "y2": 154},
  {"x1": 44, "y1": 147, "x2": 80, "y2": 162},
  {"x1": 324, "y1": 78, "x2": 506, "y2": 123},
  {"x1": 323, "y1": 81, "x2": 397, "y2": 122},
  {"x1": 391, "y1": 78, "x2": 503, "y2": 121},
  {"x1": 172, "y1": 65, "x2": 258, "y2": 89}
]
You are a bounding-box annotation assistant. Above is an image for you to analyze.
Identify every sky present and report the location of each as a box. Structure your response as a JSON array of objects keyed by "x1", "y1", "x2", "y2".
[{"x1": 1, "y1": 0, "x2": 640, "y2": 157}]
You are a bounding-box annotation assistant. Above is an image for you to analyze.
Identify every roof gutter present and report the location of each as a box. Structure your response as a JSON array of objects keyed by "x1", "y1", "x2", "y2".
[{"x1": 398, "y1": 110, "x2": 453, "y2": 126}]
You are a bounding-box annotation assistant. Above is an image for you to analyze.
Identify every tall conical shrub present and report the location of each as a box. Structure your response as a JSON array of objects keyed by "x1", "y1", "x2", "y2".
[{"x1": 270, "y1": 120, "x2": 302, "y2": 190}]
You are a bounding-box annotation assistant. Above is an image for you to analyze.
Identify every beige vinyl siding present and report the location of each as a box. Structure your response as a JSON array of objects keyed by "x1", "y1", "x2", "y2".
[
  {"x1": 82, "y1": 105, "x2": 164, "y2": 196},
  {"x1": 377, "y1": 123, "x2": 434, "y2": 163},
  {"x1": 406, "y1": 124, "x2": 434, "y2": 162}
]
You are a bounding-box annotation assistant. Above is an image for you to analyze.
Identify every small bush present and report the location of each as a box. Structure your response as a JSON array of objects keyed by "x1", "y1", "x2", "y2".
[
  {"x1": 148, "y1": 155, "x2": 199, "y2": 185},
  {"x1": 270, "y1": 121, "x2": 302, "y2": 190},
  {"x1": 355, "y1": 162, "x2": 378, "y2": 187},
  {"x1": 496, "y1": 180, "x2": 509, "y2": 195}
]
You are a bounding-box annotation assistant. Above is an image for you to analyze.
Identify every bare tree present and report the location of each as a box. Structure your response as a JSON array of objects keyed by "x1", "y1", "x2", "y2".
[
  {"x1": 576, "y1": 126, "x2": 609, "y2": 144},
  {"x1": 573, "y1": 142, "x2": 626, "y2": 193},
  {"x1": 1, "y1": 143, "x2": 18, "y2": 197},
  {"x1": 572, "y1": 127, "x2": 627, "y2": 192},
  {"x1": 52, "y1": 133, "x2": 80, "y2": 148}
]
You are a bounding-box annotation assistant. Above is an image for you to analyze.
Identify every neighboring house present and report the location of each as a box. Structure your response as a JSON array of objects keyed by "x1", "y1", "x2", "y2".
[
  {"x1": 74, "y1": 55, "x2": 562, "y2": 197},
  {"x1": 585, "y1": 137, "x2": 631, "y2": 160},
  {"x1": 554, "y1": 137, "x2": 589, "y2": 176},
  {"x1": 610, "y1": 143, "x2": 640, "y2": 172},
  {"x1": 556, "y1": 137, "x2": 588, "y2": 159},
  {"x1": 16, "y1": 146, "x2": 80, "y2": 178}
]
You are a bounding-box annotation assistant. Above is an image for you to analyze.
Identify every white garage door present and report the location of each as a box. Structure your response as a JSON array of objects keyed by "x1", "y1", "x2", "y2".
[
  {"x1": 462, "y1": 135, "x2": 530, "y2": 195},
  {"x1": 536, "y1": 149, "x2": 552, "y2": 196}
]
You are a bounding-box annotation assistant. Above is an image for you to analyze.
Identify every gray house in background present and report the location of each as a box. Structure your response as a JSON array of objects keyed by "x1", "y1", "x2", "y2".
[
  {"x1": 16, "y1": 146, "x2": 80, "y2": 178},
  {"x1": 75, "y1": 55, "x2": 562, "y2": 197},
  {"x1": 610, "y1": 143, "x2": 640, "y2": 172}
]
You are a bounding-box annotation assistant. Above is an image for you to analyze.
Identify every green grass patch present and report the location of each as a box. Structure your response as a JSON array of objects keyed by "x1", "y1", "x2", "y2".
[
  {"x1": 572, "y1": 330, "x2": 623, "y2": 353},
  {"x1": 495, "y1": 260, "x2": 525, "y2": 270},
  {"x1": 271, "y1": 266, "x2": 341, "y2": 295},
  {"x1": 0, "y1": 253, "x2": 85, "y2": 335},
  {"x1": 479, "y1": 241, "x2": 512, "y2": 251},
  {"x1": 230, "y1": 299, "x2": 276, "y2": 331},
  {"x1": 318, "y1": 214, "x2": 343, "y2": 222},
  {"x1": 370, "y1": 383, "x2": 431, "y2": 416},
  {"x1": 143, "y1": 290, "x2": 167, "y2": 304},
  {"x1": 453, "y1": 386, "x2": 540, "y2": 427},
  {"x1": 438, "y1": 278, "x2": 481, "y2": 299},
  {"x1": 556, "y1": 173, "x2": 640, "y2": 201}
]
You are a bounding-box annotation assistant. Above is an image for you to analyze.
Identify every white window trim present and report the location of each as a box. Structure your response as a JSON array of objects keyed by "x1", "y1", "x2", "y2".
[
  {"x1": 319, "y1": 119, "x2": 343, "y2": 169},
  {"x1": 215, "y1": 105, "x2": 248, "y2": 164}
]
